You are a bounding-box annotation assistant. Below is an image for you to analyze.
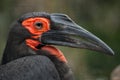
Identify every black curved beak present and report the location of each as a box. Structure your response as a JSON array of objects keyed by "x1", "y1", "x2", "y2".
[{"x1": 40, "y1": 13, "x2": 114, "y2": 55}]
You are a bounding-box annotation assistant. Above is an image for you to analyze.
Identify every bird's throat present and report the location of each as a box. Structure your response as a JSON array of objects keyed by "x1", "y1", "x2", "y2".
[{"x1": 26, "y1": 39, "x2": 67, "y2": 63}]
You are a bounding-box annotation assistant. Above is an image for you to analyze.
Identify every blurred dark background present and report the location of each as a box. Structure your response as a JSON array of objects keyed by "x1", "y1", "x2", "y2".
[{"x1": 0, "y1": 0, "x2": 120, "y2": 80}]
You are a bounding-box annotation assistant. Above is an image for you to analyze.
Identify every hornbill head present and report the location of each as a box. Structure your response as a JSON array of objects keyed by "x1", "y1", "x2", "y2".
[{"x1": 11, "y1": 12, "x2": 114, "y2": 61}]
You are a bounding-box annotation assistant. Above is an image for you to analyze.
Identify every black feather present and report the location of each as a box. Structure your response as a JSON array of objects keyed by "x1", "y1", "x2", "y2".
[{"x1": 0, "y1": 55, "x2": 60, "y2": 80}]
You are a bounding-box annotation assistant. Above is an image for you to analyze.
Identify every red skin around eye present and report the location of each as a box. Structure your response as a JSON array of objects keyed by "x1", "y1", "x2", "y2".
[
  {"x1": 22, "y1": 17, "x2": 67, "y2": 62},
  {"x1": 22, "y1": 17, "x2": 50, "y2": 37}
]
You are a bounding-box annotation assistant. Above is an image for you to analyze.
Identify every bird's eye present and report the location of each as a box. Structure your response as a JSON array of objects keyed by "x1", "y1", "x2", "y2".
[{"x1": 34, "y1": 22, "x2": 43, "y2": 29}]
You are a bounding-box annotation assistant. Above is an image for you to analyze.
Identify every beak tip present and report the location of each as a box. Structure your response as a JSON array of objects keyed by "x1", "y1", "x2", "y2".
[
  {"x1": 109, "y1": 51, "x2": 115, "y2": 56},
  {"x1": 98, "y1": 41, "x2": 115, "y2": 56},
  {"x1": 105, "y1": 48, "x2": 115, "y2": 56}
]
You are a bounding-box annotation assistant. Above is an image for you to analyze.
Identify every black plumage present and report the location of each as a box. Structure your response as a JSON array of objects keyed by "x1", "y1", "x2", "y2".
[{"x1": 0, "y1": 56, "x2": 60, "y2": 80}]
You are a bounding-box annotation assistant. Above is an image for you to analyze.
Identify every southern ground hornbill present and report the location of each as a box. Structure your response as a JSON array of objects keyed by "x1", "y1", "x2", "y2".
[{"x1": 0, "y1": 12, "x2": 114, "y2": 80}]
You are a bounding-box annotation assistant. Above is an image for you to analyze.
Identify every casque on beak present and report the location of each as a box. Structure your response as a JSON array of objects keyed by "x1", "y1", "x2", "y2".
[{"x1": 40, "y1": 13, "x2": 114, "y2": 55}]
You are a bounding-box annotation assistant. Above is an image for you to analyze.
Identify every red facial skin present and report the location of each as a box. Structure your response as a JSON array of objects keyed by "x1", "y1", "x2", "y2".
[{"x1": 22, "y1": 17, "x2": 67, "y2": 63}]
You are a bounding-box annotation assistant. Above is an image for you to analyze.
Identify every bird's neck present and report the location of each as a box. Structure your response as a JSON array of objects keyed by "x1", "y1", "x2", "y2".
[
  {"x1": 2, "y1": 33, "x2": 74, "y2": 80},
  {"x1": 37, "y1": 46, "x2": 74, "y2": 80},
  {"x1": 2, "y1": 33, "x2": 32, "y2": 64},
  {"x1": 53, "y1": 60, "x2": 74, "y2": 80}
]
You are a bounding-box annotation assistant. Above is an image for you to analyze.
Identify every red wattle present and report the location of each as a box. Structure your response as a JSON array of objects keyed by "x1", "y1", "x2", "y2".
[{"x1": 41, "y1": 45, "x2": 67, "y2": 63}]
